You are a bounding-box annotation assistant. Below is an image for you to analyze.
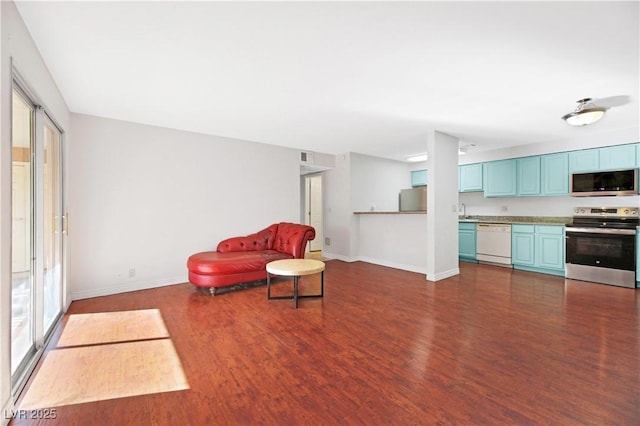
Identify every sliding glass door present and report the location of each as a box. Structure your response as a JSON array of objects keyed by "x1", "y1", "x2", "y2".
[
  {"x1": 43, "y1": 117, "x2": 63, "y2": 333},
  {"x1": 11, "y1": 87, "x2": 35, "y2": 376},
  {"x1": 11, "y1": 82, "x2": 64, "y2": 384}
]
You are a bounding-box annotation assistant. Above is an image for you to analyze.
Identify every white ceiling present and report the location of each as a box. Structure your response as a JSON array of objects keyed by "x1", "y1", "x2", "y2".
[{"x1": 15, "y1": 1, "x2": 640, "y2": 161}]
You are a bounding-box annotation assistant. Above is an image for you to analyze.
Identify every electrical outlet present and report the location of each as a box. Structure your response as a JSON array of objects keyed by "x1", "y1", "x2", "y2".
[
  {"x1": 325, "y1": 237, "x2": 331, "y2": 246},
  {"x1": 501, "y1": 206, "x2": 508, "y2": 212},
  {"x1": 128, "y1": 268, "x2": 136, "y2": 278}
]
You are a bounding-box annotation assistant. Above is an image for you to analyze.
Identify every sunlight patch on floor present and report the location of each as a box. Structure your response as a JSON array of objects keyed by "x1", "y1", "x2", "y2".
[{"x1": 19, "y1": 309, "x2": 189, "y2": 410}]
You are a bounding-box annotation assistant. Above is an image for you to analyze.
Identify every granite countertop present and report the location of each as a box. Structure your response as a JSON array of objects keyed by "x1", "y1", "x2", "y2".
[
  {"x1": 354, "y1": 212, "x2": 571, "y2": 224},
  {"x1": 459, "y1": 215, "x2": 572, "y2": 225}
]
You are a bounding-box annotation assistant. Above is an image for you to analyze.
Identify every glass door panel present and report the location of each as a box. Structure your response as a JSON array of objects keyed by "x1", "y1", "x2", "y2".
[
  {"x1": 11, "y1": 88, "x2": 35, "y2": 375},
  {"x1": 43, "y1": 119, "x2": 63, "y2": 332}
]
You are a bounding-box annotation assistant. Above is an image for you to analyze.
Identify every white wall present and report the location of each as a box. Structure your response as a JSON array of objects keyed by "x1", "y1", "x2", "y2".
[
  {"x1": 322, "y1": 153, "x2": 355, "y2": 260},
  {"x1": 322, "y1": 152, "x2": 416, "y2": 260},
  {"x1": 356, "y1": 214, "x2": 427, "y2": 273},
  {"x1": 1, "y1": 1, "x2": 71, "y2": 421},
  {"x1": 69, "y1": 114, "x2": 301, "y2": 299},
  {"x1": 350, "y1": 152, "x2": 411, "y2": 212}
]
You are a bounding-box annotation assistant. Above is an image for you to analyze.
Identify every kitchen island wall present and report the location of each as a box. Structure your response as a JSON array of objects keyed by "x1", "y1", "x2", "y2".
[{"x1": 354, "y1": 212, "x2": 427, "y2": 273}]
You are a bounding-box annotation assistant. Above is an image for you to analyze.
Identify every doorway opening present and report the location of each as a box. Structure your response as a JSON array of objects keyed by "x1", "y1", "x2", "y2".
[{"x1": 304, "y1": 175, "x2": 323, "y2": 257}]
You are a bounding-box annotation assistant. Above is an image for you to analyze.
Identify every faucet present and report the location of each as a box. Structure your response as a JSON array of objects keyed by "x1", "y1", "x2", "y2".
[{"x1": 460, "y1": 203, "x2": 466, "y2": 217}]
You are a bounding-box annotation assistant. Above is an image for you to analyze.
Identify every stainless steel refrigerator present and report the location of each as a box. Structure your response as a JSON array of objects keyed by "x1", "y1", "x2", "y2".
[{"x1": 399, "y1": 187, "x2": 427, "y2": 211}]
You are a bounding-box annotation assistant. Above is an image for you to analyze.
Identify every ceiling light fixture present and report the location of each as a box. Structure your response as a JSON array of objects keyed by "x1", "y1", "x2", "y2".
[
  {"x1": 458, "y1": 144, "x2": 476, "y2": 155},
  {"x1": 407, "y1": 153, "x2": 428, "y2": 162},
  {"x1": 561, "y1": 98, "x2": 606, "y2": 126}
]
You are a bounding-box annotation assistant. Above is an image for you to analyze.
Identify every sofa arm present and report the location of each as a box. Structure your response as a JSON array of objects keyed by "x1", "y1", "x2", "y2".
[
  {"x1": 272, "y1": 222, "x2": 316, "y2": 258},
  {"x1": 216, "y1": 224, "x2": 278, "y2": 253}
]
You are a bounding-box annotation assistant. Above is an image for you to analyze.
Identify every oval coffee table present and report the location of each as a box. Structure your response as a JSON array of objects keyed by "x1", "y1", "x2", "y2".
[{"x1": 266, "y1": 259, "x2": 325, "y2": 308}]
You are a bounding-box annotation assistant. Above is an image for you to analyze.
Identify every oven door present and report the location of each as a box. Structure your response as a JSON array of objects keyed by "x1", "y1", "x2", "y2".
[{"x1": 566, "y1": 227, "x2": 636, "y2": 271}]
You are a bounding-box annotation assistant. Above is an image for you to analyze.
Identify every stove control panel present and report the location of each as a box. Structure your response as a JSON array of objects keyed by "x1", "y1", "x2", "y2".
[{"x1": 573, "y1": 207, "x2": 639, "y2": 217}]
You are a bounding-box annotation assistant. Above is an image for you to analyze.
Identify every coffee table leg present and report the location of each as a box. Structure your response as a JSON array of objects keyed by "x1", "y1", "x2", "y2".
[
  {"x1": 267, "y1": 272, "x2": 271, "y2": 299},
  {"x1": 294, "y1": 275, "x2": 299, "y2": 308},
  {"x1": 320, "y1": 270, "x2": 324, "y2": 297}
]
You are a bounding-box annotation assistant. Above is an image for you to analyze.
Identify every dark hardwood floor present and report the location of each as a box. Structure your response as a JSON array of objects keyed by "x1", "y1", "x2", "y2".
[{"x1": 11, "y1": 261, "x2": 640, "y2": 425}]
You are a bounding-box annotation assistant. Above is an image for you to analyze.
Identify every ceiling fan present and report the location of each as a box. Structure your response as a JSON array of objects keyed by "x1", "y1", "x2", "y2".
[{"x1": 561, "y1": 95, "x2": 630, "y2": 126}]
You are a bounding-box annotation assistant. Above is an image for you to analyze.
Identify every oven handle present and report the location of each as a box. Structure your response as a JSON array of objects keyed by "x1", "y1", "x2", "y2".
[{"x1": 565, "y1": 227, "x2": 636, "y2": 235}]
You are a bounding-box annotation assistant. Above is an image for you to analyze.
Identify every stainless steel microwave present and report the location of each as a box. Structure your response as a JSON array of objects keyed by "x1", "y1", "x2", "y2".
[{"x1": 570, "y1": 168, "x2": 638, "y2": 196}]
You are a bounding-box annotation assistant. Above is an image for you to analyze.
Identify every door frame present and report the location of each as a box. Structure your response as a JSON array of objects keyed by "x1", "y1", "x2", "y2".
[{"x1": 304, "y1": 174, "x2": 323, "y2": 252}]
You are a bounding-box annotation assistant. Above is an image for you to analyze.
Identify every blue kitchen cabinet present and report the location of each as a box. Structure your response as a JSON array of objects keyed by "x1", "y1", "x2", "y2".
[
  {"x1": 535, "y1": 226, "x2": 565, "y2": 271},
  {"x1": 541, "y1": 152, "x2": 569, "y2": 196},
  {"x1": 459, "y1": 163, "x2": 483, "y2": 192},
  {"x1": 569, "y1": 148, "x2": 599, "y2": 173},
  {"x1": 484, "y1": 159, "x2": 516, "y2": 197},
  {"x1": 569, "y1": 143, "x2": 639, "y2": 173},
  {"x1": 512, "y1": 225, "x2": 535, "y2": 266},
  {"x1": 516, "y1": 156, "x2": 541, "y2": 196},
  {"x1": 411, "y1": 169, "x2": 427, "y2": 187},
  {"x1": 458, "y1": 222, "x2": 477, "y2": 262},
  {"x1": 599, "y1": 144, "x2": 638, "y2": 170},
  {"x1": 512, "y1": 224, "x2": 565, "y2": 276},
  {"x1": 637, "y1": 143, "x2": 640, "y2": 167}
]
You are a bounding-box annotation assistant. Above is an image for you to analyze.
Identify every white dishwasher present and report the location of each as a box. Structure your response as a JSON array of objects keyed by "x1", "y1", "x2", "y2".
[{"x1": 476, "y1": 223, "x2": 512, "y2": 266}]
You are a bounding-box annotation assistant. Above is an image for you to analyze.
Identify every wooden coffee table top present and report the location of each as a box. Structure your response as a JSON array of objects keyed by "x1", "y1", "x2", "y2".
[{"x1": 266, "y1": 259, "x2": 325, "y2": 277}]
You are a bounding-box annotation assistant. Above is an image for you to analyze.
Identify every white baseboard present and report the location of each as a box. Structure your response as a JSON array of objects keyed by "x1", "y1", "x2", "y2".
[
  {"x1": 321, "y1": 252, "x2": 356, "y2": 262},
  {"x1": 70, "y1": 275, "x2": 186, "y2": 301},
  {"x1": 322, "y1": 253, "x2": 449, "y2": 277},
  {"x1": 426, "y1": 267, "x2": 460, "y2": 282},
  {"x1": 356, "y1": 256, "x2": 427, "y2": 275}
]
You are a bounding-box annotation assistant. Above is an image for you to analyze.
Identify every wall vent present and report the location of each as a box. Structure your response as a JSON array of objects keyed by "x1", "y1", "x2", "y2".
[{"x1": 300, "y1": 151, "x2": 314, "y2": 165}]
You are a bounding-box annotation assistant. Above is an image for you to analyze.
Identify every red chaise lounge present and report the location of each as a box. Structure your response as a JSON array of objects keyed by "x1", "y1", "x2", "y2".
[{"x1": 187, "y1": 222, "x2": 316, "y2": 295}]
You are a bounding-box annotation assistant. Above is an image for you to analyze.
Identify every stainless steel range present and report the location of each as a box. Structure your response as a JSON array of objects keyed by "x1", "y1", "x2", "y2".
[{"x1": 565, "y1": 207, "x2": 638, "y2": 288}]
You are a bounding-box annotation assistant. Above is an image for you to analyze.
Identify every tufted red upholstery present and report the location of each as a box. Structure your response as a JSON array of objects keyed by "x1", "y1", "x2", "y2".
[
  {"x1": 187, "y1": 223, "x2": 315, "y2": 293},
  {"x1": 216, "y1": 224, "x2": 278, "y2": 253}
]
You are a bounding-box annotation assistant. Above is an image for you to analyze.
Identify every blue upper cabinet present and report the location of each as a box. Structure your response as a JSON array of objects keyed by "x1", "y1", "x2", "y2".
[
  {"x1": 484, "y1": 159, "x2": 516, "y2": 197},
  {"x1": 459, "y1": 163, "x2": 483, "y2": 192},
  {"x1": 599, "y1": 144, "x2": 638, "y2": 170},
  {"x1": 541, "y1": 152, "x2": 569, "y2": 196},
  {"x1": 569, "y1": 148, "x2": 599, "y2": 173},
  {"x1": 569, "y1": 143, "x2": 639, "y2": 173},
  {"x1": 516, "y1": 156, "x2": 541, "y2": 196},
  {"x1": 411, "y1": 169, "x2": 427, "y2": 187}
]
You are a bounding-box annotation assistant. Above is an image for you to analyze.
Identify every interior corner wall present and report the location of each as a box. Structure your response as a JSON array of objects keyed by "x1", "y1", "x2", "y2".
[
  {"x1": 68, "y1": 114, "x2": 300, "y2": 300},
  {"x1": 1, "y1": 0, "x2": 71, "y2": 420},
  {"x1": 321, "y1": 152, "x2": 355, "y2": 260}
]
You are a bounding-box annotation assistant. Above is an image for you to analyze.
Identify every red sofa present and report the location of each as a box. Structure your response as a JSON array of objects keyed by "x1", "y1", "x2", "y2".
[{"x1": 187, "y1": 222, "x2": 316, "y2": 294}]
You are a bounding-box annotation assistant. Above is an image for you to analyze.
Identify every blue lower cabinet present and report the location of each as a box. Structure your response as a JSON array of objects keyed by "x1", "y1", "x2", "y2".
[
  {"x1": 512, "y1": 224, "x2": 565, "y2": 276},
  {"x1": 512, "y1": 227, "x2": 535, "y2": 266},
  {"x1": 459, "y1": 222, "x2": 477, "y2": 262}
]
